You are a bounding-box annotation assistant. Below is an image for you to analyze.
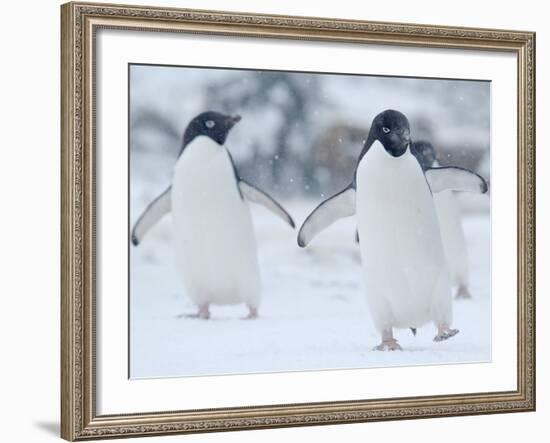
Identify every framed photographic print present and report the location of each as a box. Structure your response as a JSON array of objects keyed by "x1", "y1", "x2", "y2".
[{"x1": 61, "y1": 1, "x2": 536, "y2": 440}]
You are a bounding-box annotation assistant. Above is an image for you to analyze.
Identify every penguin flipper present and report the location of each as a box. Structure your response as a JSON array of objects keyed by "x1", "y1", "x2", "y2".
[
  {"x1": 298, "y1": 186, "x2": 356, "y2": 247},
  {"x1": 238, "y1": 180, "x2": 295, "y2": 229},
  {"x1": 425, "y1": 166, "x2": 488, "y2": 194},
  {"x1": 131, "y1": 186, "x2": 172, "y2": 246}
]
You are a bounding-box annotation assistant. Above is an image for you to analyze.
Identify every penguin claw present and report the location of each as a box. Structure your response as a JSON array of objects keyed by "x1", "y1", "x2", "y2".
[
  {"x1": 455, "y1": 285, "x2": 472, "y2": 300},
  {"x1": 177, "y1": 304, "x2": 211, "y2": 320},
  {"x1": 242, "y1": 306, "x2": 259, "y2": 320},
  {"x1": 433, "y1": 328, "x2": 459, "y2": 342},
  {"x1": 373, "y1": 340, "x2": 403, "y2": 351}
]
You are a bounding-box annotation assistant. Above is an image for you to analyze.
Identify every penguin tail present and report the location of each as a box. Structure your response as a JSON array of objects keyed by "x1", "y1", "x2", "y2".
[{"x1": 410, "y1": 327, "x2": 417, "y2": 336}]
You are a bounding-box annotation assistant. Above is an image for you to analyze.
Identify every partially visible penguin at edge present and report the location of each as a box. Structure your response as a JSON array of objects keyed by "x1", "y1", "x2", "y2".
[{"x1": 411, "y1": 141, "x2": 479, "y2": 300}]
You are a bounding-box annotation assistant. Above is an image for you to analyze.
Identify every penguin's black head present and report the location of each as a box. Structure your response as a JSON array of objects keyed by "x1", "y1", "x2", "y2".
[
  {"x1": 182, "y1": 111, "x2": 241, "y2": 148},
  {"x1": 411, "y1": 141, "x2": 437, "y2": 169},
  {"x1": 368, "y1": 109, "x2": 411, "y2": 157}
]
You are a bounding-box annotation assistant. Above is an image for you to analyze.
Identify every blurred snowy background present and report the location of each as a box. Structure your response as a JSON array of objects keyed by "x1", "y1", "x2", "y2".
[
  {"x1": 129, "y1": 64, "x2": 491, "y2": 379},
  {"x1": 130, "y1": 65, "x2": 490, "y2": 198}
]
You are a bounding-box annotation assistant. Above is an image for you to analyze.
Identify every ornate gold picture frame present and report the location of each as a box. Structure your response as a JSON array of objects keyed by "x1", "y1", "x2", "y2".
[{"x1": 61, "y1": 1, "x2": 535, "y2": 440}]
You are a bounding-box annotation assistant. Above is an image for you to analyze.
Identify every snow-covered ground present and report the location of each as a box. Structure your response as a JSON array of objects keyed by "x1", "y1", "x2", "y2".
[{"x1": 129, "y1": 198, "x2": 490, "y2": 379}]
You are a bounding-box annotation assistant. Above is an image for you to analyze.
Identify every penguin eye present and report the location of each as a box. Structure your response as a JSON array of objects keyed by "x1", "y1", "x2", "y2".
[
  {"x1": 205, "y1": 120, "x2": 216, "y2": 129},
  {"x1": 382, "y1": 126, "x2": 391, "y2": 134}
]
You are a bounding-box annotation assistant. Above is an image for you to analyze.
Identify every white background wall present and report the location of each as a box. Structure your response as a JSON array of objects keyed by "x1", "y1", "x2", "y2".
[{"x1": 0, "y1": 0, "x2": 546, "y2": 442}]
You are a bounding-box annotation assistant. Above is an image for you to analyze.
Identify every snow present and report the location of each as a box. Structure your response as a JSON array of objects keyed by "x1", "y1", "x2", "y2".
[
  {"x1": 128, "y1": 64, "x2": 491, "y2": 379},
  {"x1": 129, "y1": 199, "x2": 490, "y2": 379}
]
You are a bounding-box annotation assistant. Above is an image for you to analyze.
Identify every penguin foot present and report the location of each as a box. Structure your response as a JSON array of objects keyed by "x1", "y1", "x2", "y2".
[
  {"x1": 434, "y1": 326, "x2": 459, "y2": 342},
  {"x1": 177, "y1": 304, "x2": 210, "y2": 320},
  {"x1": 242, "y1": 306, "x2": 259, "y2": 320},
  {"x1": 455, "y1": 285, "x2": 472, "y2": 300},
  {"x1": 373, "y1": 339, "x2": 402, "y2": 351}
]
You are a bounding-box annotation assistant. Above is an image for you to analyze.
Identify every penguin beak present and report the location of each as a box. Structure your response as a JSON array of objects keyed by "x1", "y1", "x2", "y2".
[{"x1": 231, "y1": 115, "x2": 242, "y2": 125}]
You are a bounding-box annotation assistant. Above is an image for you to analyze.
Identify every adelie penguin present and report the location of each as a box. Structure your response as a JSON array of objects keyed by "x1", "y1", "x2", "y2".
[
  {"x1": 298, "y1": 110, "x2": 488, "y2": 351},
  {"x1": 131, "y1": 111, "x2": 295, "y2": 320},
  {"x1": 411, "y1": 141, "x2": 473, "y2": 300}
]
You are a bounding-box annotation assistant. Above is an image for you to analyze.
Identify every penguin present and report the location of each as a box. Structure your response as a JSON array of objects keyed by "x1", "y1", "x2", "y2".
[
  {"x1": 411, "y1": 141, "x2": 472, "y2": 299},
  {"x1": 131, "y1": 111, "x2": 295, "y2": 320},
  {"x1": 298, "y1": 110, "x2": 488, "y2": 350}
]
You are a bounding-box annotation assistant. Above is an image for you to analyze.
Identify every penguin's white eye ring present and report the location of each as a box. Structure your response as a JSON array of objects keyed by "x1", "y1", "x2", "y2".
[
  {"x1": 205, "y1": 120, "x2": 216, "y2": 129},
  {"x1": 382, "y1": 126, "x2": 391, "y2": 134}
]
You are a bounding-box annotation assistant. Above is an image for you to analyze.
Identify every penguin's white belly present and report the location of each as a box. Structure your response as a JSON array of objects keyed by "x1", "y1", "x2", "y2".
[
  {"x1": 356, "y1": 142, "x2": 451, "y2": 330},
  {"x1": 434, "y1": 191, "x2": 469, "y2": 287},
  {"x1": 171, "y1": 137, "x2": 260, "y2": 306}
]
